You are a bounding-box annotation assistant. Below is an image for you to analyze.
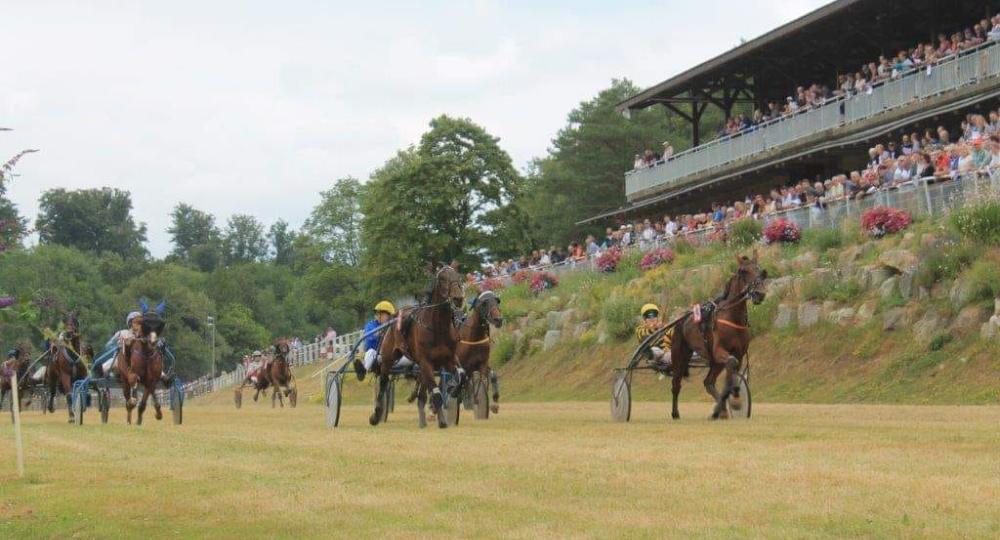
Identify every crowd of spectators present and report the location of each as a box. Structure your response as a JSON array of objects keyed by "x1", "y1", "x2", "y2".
[
  {"x1": 630, "y1": 14, "x2": 1000, "y2": 171},
  {"x1": 479, "y1": 111, "x2": 1000, "y2": 282}
]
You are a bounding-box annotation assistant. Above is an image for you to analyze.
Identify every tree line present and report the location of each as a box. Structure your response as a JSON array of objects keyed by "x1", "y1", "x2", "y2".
[{"x1": 0, "y1": 79, "x2": 709, "y2": 378}]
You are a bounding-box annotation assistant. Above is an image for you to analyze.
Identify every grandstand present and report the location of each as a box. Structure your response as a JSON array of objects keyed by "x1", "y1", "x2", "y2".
[{"x1": 584, "y1": 0, "x2": 1000, "y2": 223}]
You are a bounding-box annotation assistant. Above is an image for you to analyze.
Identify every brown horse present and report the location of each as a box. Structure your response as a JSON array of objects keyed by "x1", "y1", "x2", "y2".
[
  {"x1": 372, "y1": 264, "x2": 465, "y2": 428},
  {"x1": 118, "y1": 309, "x2": 166, "y2": 425},
  {"x1": 670, "y1": 252, "x2": 767, "y2": 420},
  {"x1": 46, "y1": 311, "x2": 90, "y2": 422},
  {"x1": 1, "y1": 344, "x2": 31, "y2": 420},
  {"x1": 457, "y1": 290, "x2": 503, "y2": 414},
  {"x1": 266, "y1": 338, "x2": 296, "y2": 408}
]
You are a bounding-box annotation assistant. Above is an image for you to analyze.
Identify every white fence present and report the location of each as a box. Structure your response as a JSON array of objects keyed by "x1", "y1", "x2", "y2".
[{"x1": 626, "y1": 39, "x2": 1000, "y2": 198}]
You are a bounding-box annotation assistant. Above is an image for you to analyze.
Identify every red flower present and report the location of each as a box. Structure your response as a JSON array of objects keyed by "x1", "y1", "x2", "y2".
[
  {"x1": 640, "y1": 248, "x2": 675, "y2": 271},
  {"x1": 511, "y1": 269, "x2": 534, "y2": 285},
  {"x1": 530, "y1": 272, "x2": 559, "y2": 294},
  {"x1": 477, "y1": 278, "x2": 504, "y2": 293},
  {"x1": 763, "y1": 218, "x2": 801, "y2": 243},
  {"x1": 862, "y1": 206, "x2": 911, "y2": 238},
  {"x1": 595, "y1": 248, "x2": 622, "y2": 272}
]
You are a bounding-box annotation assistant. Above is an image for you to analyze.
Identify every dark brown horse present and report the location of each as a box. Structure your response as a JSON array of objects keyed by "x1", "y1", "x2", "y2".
[
  {"x1": 46, "y1": 311, "x2": 90, "y2": 422},
  {"x1": 118, "y1": 309, "x2": 167, "y2": 425},
  {"x1": 457, "y1": 290, "x2": 503, "y2": 414},
  {"x1": 266, "y1": 338, "x2": 296, "y2": 408},
  {"x1": 372, "y1": 265, "x2": 465, "y2": 428},
  {"x1": 1, "y1": 344, "x2": 31, "y2": 420},
  {"x1": 670, "y1": 252, "x2": 767, "y2": 420}
]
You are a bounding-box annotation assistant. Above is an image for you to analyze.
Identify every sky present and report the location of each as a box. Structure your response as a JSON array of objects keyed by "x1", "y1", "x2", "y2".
[{"x1": 1, "y1": 0, "x2": 828, "y2": 257}]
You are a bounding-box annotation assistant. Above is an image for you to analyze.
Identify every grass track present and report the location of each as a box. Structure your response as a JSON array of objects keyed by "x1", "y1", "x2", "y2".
[{"x1": 2, "y1": 400, "x2": 999, "y2": 539}]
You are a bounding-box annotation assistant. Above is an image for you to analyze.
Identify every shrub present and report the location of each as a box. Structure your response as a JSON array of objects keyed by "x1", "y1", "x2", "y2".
[
  {"x1": 476, "y1": 277, "x2": 504, "y2": 293},
  {"x1": 950, "y1": 199, "x2": 1000, "y2": 245},
  {"x1": 601, "y1": 295, "x2": 642, "y2": 341},
  {"x1": 862, "y1": 206, "x2": 911, "y2": 238},
  {"x1": 763, "y1": 218, "x2": 801, "y2": 244},
  {"x1": 490, "y1": 335, "x2": 516, "y2": 367},
  {"x1": 728, "y1": 218, "x2": 762, "y2": 247},
  {"x1": 673, "y1": 237, "x2": 696, "y2": 255},
  {"x1": 530, "y1": 272, "x2": 558, "y2": 295},
  {"x1": 914, "y1": 241, "x2": 977, "y2": 289},
  {"x1": 511, "y1": 269, "x2": 533, "y2": 285},
  {"x1": 801, "y1": 227, "x2": 843, "y2": 252},
  {"x1": 963, "y1": 258, "x2": 1000, "y2": 305},
  {"x1": 640, "y1": 248, "x2": 675, "y2": 271},
  {"x1": 595, "y1": 247, "x2": 622, "y2": 272}
]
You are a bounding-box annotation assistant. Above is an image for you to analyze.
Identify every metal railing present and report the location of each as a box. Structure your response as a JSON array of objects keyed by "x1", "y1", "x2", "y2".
[{"x1": 626, "y1": 39, "x2": 1000, "y2": 198}]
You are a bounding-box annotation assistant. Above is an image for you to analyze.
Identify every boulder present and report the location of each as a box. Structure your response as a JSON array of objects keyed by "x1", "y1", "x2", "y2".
[
  {"x1": 980, "y1": 315, "x2": 1000, "y2": 339},
  {"x1": 827, "y1": 307, "x2": 855, "y2": 326},
  {"x1": 546, "y1": 311, "x2": 563, "y2": 330},
  {"x1": 511, "y1": 330, "x2": 525, "y2": 349},
  {"x1": 792, "y1": 252, "x2": 819, "y2": 271},
  {"x1": 542, "y1": 330, "x2": 561, "y2": 351},
  {"x1": 856, "y1": 302, "x2": 876, "y2": 322},
  {"x1": 797, "y1": 302, "x2": 821, "y2": 328},
  {"x1": 822, "y1": 300, "x2": 838, "y2": 317},
  {"x1": 949, "y1": 306, "x2": 988, "y2": 337},
  {"x1": 529, "y1": 338, "x2": 544, "y2": 351},
  {"x1": 883, "y1": 307, "x2": 907, "y2": 331},
  {"x1": 859, "y1": 266, "x2": 893, "y2": 291},
  {"x1": 949, "y1": 279, "x2": 977, "y2": 309},
  {"x1": 919, "y1": 233, "x2": 938, "y2": 250},
  {"x1": 879, "y1": 249, "x2": 918, "y2": 275},
  {"x1": 879, "y1": 276, "x2": 899, "y2": 299},
  {"x1": 912, "y1": 310, "x2": 946, "y2": 344},
  {"x1": 572, "y1": 322, "x2": 591, "y2": 339},
  {"x1": 767, "y1": 276, "x2": 795, "y2": 299},
  {"x1": 811, "y1": 268, "x2": 837, "y2": 289},
  {"x1": 995, "y1": 297, "x2": 1000, "y2": 317},
  {"x1": 774, "y1": 304, "x2": 796, "y2": 328},
  {"x1": 898, "y1": 272, "x2": 914, "y2": 299}
]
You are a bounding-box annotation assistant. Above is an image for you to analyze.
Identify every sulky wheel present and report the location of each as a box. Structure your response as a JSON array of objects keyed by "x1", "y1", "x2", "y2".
[
  {"x1": 473, "y1": 373, "x2": 490, "y2": 420},
  {"x1": 444, "y1": 392, "x2": 460, "y2": 426},
  {"x1": 72, "y1": 386, "x2": 85, "y2": 426},
  {"x1": 610, "y1": 371, "x2": 631, "y2": 423},
  {"x1": 234, "y1": 388, "x2": 242, "y2": 409},
  {"x1": 99, "y1": 389, "x2": 110, "y2": 424},
  {"x1": 170, "y1": 381, "x2": 184, "y2": 425},
  {"x1": 325, "y1": 373, "x2": 342, "y2": 428},
  {"x1": 727, "y1": 372, "x2": 752, "y2": 419}
]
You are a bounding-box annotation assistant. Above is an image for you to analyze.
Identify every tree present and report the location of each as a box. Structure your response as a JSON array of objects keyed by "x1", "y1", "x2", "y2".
[
  {"x1": 35, "y1": 187, "x2": 148, "y2": 257},
  {"x1": 520, "y1": 79, "x2": 693, "y2": 246},
  {"x1": 303, "y1": 177, "x2": 365, "y2": 266},
  {"x1": 268, "y1": 219, "x2": 296, "y2": 266},
  {"x1": 222, "y1": 214, "x2": 267, "y2": 265},
  {"x1": 361, "y1": 115, "x2": 525, "y2": 297},
  {"x1": 168, "y1": 203, "x2": 219, "y2": 260}
]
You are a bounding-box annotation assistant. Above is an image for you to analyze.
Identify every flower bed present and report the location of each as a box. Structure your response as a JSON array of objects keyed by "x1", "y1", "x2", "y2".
[
  {"x1": 530, "y1": 272, "x2": 558, "y2": 295},
  {"x1": 476, "y1": 277, "x2": 504, "y2": 293},
  {"x1": 640, "y1": 248, "x2": 675, "y2": 271},
  {"x1": 511, "y1": 269, "x2": 534, "y2": 285},
  {"x1": 595, "y1": 247, "x2": 622, "y2": 272},
  {"x1": 763, "y1": 218, "x2": 801, "y2": 244},
  {"x1": 862, "y1": 206, "x2": 911, "y2": 238}
]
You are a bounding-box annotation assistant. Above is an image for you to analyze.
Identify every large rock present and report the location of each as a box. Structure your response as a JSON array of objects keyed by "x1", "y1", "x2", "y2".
[
  {"x1": 797, "y1": 302, "x2": 821, "y2": 328},
  {"x1": 859, "y1": 266, "x2": 893, "y2": 291},
  {"x1": 767, "y1": 276, "x2": 795, "y2": 299},
  {"x1": 949, "y1": 279, "x2": 977, "y2": 309},
  {"x1": 792, "y1": 252, "x2": 819, "y2": 271},
  {"x1": 879, "y1": 276, "x2": 899, "y2": 299},
  {"x1": 879, "y1": 249, "x2": 918, "y2": 275},
  {"x1": 827, "y1": 307, "x2": 855, "y2": 326},
  {"x1": 822, "y1": 300, "x2": 838, "y2": 317},
  {"x1": 949, "y1": 306, "x2": 988, "y2": 337},
  {"x1": 994, "y1": 297, "x2": 1000, "y2": 317},
  {"x1": 811, "y1": 268, "x2": 837, "y2": 290},
  {"x1": 912, "y1": 310, "x2": 946, "y2": 344},
  {"x1": 856, "y1": 302, "x2": 876, "y2": 322},
  {"x1": 546, "y1": 310, "x2": 570, "y2": 330},
  {"x1": 774, "y1": 304, "x2": 796, "y2": 328},
  {"x1": 542, "y1": 330, "x2": 562, "y2": 351},
  {"x1": 980, "y1": 315, "x2": 1000, "y2": 339},
  {"x1": 898, "y1": 272, "x2": 915, "y2": 299},
  {"x1": 572, "y1": 322, "x2": 591, "y2": 339},
  {"x1": 883, "y1": 307, "x2": 910, "y2": 331}
]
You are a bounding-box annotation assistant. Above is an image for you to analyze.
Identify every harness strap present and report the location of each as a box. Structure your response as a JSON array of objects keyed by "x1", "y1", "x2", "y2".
[
  {"x1": 459, "y1": 337, "x2": 491, "y2": 346},
  {"x1": 717, "y1": 318, "x2": 750, "y2": 331}
]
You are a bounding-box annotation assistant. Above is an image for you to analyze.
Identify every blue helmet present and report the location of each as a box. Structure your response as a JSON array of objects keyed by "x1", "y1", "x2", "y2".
[{"x1": 6, "y1": 349, "x2": 17, "y2": 359}]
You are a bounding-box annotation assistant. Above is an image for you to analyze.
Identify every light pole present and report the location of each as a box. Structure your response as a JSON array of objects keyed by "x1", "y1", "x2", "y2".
[{"x1": 206, "y1": 316, "x2": 216, "y2": 389}]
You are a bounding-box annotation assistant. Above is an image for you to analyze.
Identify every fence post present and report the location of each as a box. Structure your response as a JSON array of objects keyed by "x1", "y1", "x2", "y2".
[{"x1": 11, "y1": 372, "x2": 25, "y2": 477}]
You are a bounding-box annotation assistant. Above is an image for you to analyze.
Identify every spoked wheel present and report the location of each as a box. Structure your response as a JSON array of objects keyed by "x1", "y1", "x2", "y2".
[
  {"x1": 727, "y1": 372, "x2": 752, "y2": 419},
  {"x1": 473, "y1": 373, "x2": 490, "y2": 420},
  {"x1": 99, "y1": 389, "x2": 110, "y2": 424},
  {"x1": 444, "y1": 392, "x2": 460, "y2": 426},
  {"x1": 234, "y1": 388, "x2": 243, "y2": 409},
  {"x1": 325, "y1": 373, "x2": 342, "y2": 428},
  {"x1": 72, "y1": 386, "x2": 85, "y2": 426},
  {"x1": 611, "y1": 371, "x2": 631, "y2": 423},
  {"x1": 169, "y1": 380, "x2": 184, "y2": 425},
  {"x1": 462, "y1": 379, "x2": 475, "y2": 411}
]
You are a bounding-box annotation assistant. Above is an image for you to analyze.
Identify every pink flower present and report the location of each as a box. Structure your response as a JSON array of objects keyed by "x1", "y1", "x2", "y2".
[
  {"x1": 595, "y1": 248, "x2": 622, "y2": 272},
  {"x1": 763, "y1": 218, "x2": 801, "y2": 243},
  {"x1": 640, "y1": 248, "x2": 675, "y2": 271},
  {"x1": 530, "y1": 272, "x2": 558, "y2": 294},
  {"x1": 862, "y1": 206, "x2": 911, "y2": 237}
]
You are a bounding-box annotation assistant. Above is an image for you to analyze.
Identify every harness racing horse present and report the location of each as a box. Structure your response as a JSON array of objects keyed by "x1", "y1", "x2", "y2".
[
  {"x1": 46, "y1": 311, "x2": 90, "y2": 422},
  {"x1": 1, "y1": 344, "x2": 31, "y2": 421},
  {"x1": 118, "y1": 303, "x2": 168, "y2": 425},
  {"x1": 670, "y1": 252, "x2": 767, "y2": 420},
  {"x1": 457, "y1": 290, "x2": 503, "y2": 416},
  {"x1": 371, "y1": 265, "x2": 465, "y2": 428},
  {"x1": 266, "y1": 338, "x2": 296, "y2": 408}
]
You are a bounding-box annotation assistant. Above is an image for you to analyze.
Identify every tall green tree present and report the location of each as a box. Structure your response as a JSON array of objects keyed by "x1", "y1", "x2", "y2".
[
  {"x1": 223, "y1": 214, "x2": 267, "y2": 265},
  {"x1": 521, "y1": 79, "x2": 691, "y2": 246},
  {"x1": 167, "y1": 203, "x2": 219, "y2": 260},
  {"x1": 35, "y1": 187, "x2": 148, "y2": 257},
  {"x1": 303, "y1": 177, "x2": 365, "y2": 266},
  {"x1": 268, "y1": 219, "x2": 296, "y2": 266}
]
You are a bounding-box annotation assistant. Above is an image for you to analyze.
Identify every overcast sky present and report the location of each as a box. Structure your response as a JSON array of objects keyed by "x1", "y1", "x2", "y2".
[{"x1": 1, "y1": 0, "x2": 827, "y2": 256}]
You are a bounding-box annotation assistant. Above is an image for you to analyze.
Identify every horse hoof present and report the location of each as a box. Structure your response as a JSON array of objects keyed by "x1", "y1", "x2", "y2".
[
  {"x1": 491, "y1": 404, "x2": 499, "y2": 414},
  {"x1": 671, "y1": 412, "x2": 680, "y2": 420},
  {"x1": 155, "y1": 409, "x2": 163, "y2": 421},
  {"x1": 369, "y1": 409, "x2": 381, "y2": 426},
  {"x1": 730, "y1": 397, "x2": 742, "y2": 411}
]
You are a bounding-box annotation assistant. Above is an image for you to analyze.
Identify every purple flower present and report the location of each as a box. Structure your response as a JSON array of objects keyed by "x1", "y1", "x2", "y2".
[{"x1": 0, "y1": 296, "x2": 15, "y2": 308}]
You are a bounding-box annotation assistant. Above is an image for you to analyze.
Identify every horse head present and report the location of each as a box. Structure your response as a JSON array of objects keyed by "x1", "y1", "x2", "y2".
[
  {"x1": 138, "y1": 299, "x2": 167, "y2": 345},
  {"x1": 734, "y1": 251, "x2": 768, "y2": 305},
  {"x1": 63, "y1": 311, "x2": 80, "y2": 339},
  {"x1": 273, "y1": 338, "x2": 290, "y2": 361},
  {"x1": 473, "y1": 291, "x2": 504, "y2": 329},
  {"x1": 432, "y1": 264, "x2": 465, "y2": 310}
]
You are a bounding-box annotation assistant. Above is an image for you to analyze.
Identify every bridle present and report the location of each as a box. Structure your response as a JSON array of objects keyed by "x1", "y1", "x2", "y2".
[{"x1": 461, "y1": 291, "x2": 500, "y2": 346}]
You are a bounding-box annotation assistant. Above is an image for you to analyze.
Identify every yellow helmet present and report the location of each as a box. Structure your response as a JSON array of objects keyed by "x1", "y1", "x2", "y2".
[
  {"x1": 374, "y1": 301, "x2": 396, "y2": 316},
  {"x1": 640, "y1": 303, "x2": 660, "y2": 318}
]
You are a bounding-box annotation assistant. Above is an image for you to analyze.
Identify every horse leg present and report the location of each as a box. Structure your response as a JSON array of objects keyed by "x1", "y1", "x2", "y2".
[
  {"x1": 703, "y1": 363, "x2": 723, "y2": 419},
  {"x1": 369, "y1": 374, "x2": 389, "y2": 426},
  {"x1": 61, "y1": 372, "x2": 74, "y2": 423},
  {"x1": 136, "y1": 383, "x2": 152, "y2": 425},
  {"x1": 47, "y1": 375, "x2": 57, "y2": 413},
  {"x1": 711, "y1": 356, "x2": 740, "y2": 420},
  {"x1": 152, "y1": 386, "x2": 163, "y2": 421},
  {"x1": 416, "y1": 382, "x2": 427, "y2": 429},
  {"x1": 488, "y1": 367, "x2": 500, "y2": 414}
]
